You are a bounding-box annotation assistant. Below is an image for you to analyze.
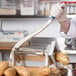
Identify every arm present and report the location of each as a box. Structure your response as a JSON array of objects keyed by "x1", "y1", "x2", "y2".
[{"x1": 59, "y1": 17, "x2": 70, "y2": 34}]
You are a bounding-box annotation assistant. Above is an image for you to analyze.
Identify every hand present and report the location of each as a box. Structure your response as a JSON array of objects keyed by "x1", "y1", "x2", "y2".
[{"x1": 51, "y1": 3, "x2": 67, "y2": 21}]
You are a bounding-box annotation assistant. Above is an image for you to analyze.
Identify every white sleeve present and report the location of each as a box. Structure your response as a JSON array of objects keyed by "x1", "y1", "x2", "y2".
[{"x1": 60, "y1": 17, "x2": 76, "y2": 38}]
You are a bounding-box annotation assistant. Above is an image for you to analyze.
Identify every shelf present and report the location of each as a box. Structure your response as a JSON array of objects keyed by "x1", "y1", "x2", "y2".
[
  {"x1": 0, "y1": 15, "x2": 49, "y2": 18},
  {"x1": 0, "y1": 15, "x2": 75, "y2": 18},
  {"x1": 0, "y1": 41, "x2": 29, "y2": 51}
]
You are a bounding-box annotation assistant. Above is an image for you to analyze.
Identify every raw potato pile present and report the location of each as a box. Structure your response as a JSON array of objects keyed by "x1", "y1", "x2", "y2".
[
  {"x1": 0, "y1": 61, "x2": 52, "y2": 76},
  {"x1": 0, "y1": 61, "x2": 30, "y2": 76},
  {"x1": 0, "y1": 54, "x2": 69, "y2": 76}
]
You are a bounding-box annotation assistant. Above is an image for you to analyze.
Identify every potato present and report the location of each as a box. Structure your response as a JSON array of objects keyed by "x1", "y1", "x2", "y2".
[
  {"x1": 13, "y1": 66, "x2": 30, "y2": 76},
  {"x1": 55, "y1": 52, "x2": 69, "y2": 65},
  {"x1": 0, "y1": 61, "x2": 9, "y2": 75},
  {"x1": 4, "y1": 68, "x2": 16, "y2": 76},
  {"x1": 38, "y1": 66, "x2": 51, "y2": 76},
  {"x1": 50, "y1": 68, "x2": 60, "y2": 74},
  {"x1": 50, "y1": 68, "x2": 61, "y2": 76}
]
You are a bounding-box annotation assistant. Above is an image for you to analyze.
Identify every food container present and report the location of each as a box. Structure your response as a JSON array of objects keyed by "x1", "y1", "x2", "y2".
[
  {"x1": 0, "y1": 8, "x2": 19, "y2": 15},
  {"x1": 0, "y1": 0, "x2": 20, "y2": 15}
]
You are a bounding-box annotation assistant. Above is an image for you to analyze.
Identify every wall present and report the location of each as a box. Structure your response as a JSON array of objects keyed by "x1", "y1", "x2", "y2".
[
  {"x1": 0, "y1": 16, "x2": 76, "y2": 64},
  {"x1": 0, "y1": 18, "x2": 62, "y2": 38}
]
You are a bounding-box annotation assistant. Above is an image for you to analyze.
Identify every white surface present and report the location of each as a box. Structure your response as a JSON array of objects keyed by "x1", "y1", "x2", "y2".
[{"x1": 48, "y1": 41, "x2": 56, "y2": 55}]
